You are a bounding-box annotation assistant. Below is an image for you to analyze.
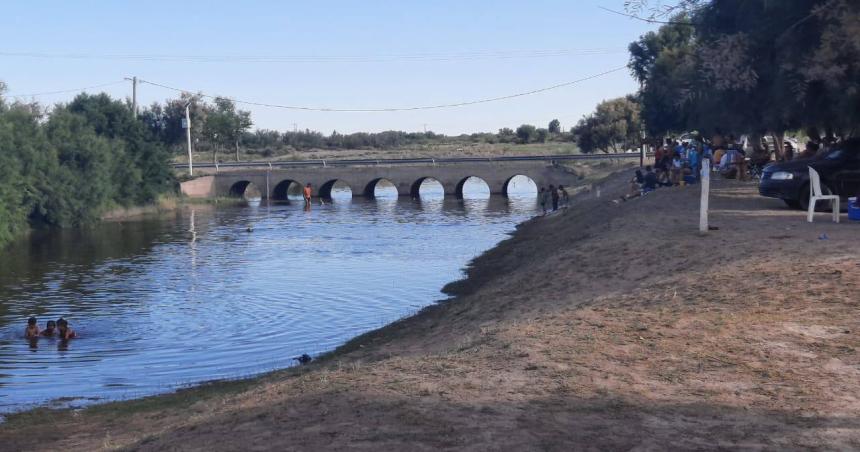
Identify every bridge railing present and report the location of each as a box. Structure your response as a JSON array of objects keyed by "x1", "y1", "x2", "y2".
[{"x1": 172, "y1": 152, "x2": 650, "y2": 170}]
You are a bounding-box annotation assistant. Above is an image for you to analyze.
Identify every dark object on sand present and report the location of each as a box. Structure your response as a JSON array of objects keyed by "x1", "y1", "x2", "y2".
[{"x1": 294, "y1": 354, "x2": 312, "y2": 365}]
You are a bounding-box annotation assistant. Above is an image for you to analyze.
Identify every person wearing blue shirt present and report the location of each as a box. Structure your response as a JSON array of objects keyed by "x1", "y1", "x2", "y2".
[
  {"x1": 688, "y1": 146, "x2": 701, "y2": 180},
  {"x1": 674, "y1": 141, "x2": 685, "y2": 158}
]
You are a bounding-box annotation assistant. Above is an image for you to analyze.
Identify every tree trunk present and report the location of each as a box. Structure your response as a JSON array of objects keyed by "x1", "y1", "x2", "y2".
[
  {"x1": 773, "y1": 131, "x2": 785, "y2": 161},
  {"x1": 235, "y1": 139, "x2": 240, "y2": 162}
]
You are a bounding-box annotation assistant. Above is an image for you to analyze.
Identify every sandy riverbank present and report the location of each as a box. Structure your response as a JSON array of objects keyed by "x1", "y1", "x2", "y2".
[{"x1": 2, "y1": 170, "x2": 859, "y2": 450}]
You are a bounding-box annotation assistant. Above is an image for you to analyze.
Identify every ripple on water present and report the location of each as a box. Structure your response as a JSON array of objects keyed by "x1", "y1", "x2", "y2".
[{"x1": 0, "y1": 195, "x2": 537, "y2": 413}]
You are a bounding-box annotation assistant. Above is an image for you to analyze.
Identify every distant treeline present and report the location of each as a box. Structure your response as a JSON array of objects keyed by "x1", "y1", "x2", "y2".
[
  {"x1": 138, "y1": 93, "x2": 573, "y2": 159},
  {"x1": 0, "y1": 87, "x2": 173, "y2": 247}
]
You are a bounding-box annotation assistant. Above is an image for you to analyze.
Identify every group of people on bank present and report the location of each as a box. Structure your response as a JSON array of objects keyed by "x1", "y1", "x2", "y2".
[
  {"x1": 25, "y1": 316, "x2": 77, "y2": 340},
  {"x1": 538, "y1": 185, "x2": 569, "y2": 214}
]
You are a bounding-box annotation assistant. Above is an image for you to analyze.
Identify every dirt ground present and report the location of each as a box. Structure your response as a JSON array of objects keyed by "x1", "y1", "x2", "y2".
[{"x1": 2, "y1": 171, "x2": 859, "y2": 451}]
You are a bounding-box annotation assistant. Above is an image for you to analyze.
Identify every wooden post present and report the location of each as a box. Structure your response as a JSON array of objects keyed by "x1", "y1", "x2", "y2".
[{"x1": 699, "y1": 159, "x2": 710, "y2": 233}]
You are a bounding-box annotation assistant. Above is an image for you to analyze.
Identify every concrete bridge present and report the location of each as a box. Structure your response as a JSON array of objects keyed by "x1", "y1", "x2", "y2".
[{"x1": 178, "y1": 154, "x2": 642, "y2": 199}]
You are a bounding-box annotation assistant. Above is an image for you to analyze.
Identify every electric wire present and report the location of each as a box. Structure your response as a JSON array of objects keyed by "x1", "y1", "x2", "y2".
[
  {"x1": 137, "y1": 66, "x2": 628, "y2": 112},
  {"x1": 5, "y1": 80, "x2": 126, "y2": 98}
]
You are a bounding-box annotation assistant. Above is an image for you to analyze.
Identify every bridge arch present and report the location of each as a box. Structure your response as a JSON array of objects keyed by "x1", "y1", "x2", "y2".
[
  {"x1": 229, "y1": 180, "x2": 261, "y2": 199},
  {"x1": 364, "y1": 178, "x2": 399, "y2": 198},
  {"x1": 455, "y1": 176, "x2": 491, "y2": 199},
  {"x1": 272, "y1": 179, "x2": 303, "y2": 201},
  {"x1": 503, "y1": 174, "x2": 538, "y2": 197},
  {"x1": 410, "y1": 177, "x2": 445, "y2": 198},
  {"x1": 319, "y1": 179, "x2": 353, "y2": 199}
]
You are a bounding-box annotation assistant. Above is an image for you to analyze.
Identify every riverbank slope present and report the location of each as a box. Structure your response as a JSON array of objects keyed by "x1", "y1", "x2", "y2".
[{"x1": 3, "y1": 172, "x2": 859, "y2": 450}]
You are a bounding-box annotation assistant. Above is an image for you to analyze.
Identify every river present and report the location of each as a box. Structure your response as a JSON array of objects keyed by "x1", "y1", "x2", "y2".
[{"x1": 0, "y1": 178, "x2": 538, "y2": 414}]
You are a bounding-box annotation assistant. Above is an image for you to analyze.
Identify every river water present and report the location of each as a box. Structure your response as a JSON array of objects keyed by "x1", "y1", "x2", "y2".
[{"x1": 0, "y1": 179, "x2": 538, "y2": 414}]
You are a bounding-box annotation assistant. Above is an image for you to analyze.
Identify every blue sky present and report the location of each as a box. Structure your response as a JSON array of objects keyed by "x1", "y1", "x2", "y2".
[{"x1": 1, "y1": 1, "x2": 656, "y2": 134}]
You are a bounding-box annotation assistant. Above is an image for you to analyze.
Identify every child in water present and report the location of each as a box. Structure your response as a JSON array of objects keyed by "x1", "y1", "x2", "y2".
[
  {"x1": 56, "y1": 318, "x2": 77, "y2": 340},
  {"x1": 41, "y1": 320, "x2": 57, "y2": 337},
  {"x1": 25, "y1": 317, "x2": 40, "y2": 338}
]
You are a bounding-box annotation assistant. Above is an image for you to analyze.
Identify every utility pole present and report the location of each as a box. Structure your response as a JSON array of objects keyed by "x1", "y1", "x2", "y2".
[
  {"x1": 422, "y1": 123, "x2": 428, "y2": 133},
  {"x1": 185, "y1": 101, "x2": 193, "y2": 176},
  {"x1": 292, "y1": 123, "x2": 298, "y2": 133},
  {"x1": 125, "y1": 76, "x2": 138, "y2": 118}
]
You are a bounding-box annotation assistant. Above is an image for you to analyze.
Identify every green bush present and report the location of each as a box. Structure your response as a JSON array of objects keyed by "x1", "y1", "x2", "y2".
[{"x1": 0, "y1": 92, "x2": 174, "y2": 247}]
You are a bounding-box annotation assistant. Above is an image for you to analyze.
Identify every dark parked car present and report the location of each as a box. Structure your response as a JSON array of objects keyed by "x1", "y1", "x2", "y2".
[{"x1": 759, "y1": 138, "x2": 860, "y2": 210}]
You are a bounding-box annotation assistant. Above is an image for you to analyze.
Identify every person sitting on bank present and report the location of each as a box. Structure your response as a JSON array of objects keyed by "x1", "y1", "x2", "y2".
[
  {"x1": 25, "y1": 317, "x2": 40, "y2": 338},
  {"x1": 41, "y1": 320, "x2": 57, "y2": 337},
  {"x1": 56, "y1": 318, "x2": 77, "y2": 340},
  {"x1": 655, "y1": 167, "x2": 672, "y2": 187}
]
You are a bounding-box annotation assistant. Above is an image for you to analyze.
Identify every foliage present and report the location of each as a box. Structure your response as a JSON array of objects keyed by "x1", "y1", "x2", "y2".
[
  {"x1": 548, "y1": 119, "x2": 561, "y2": 134},
  {"x1": 572, "y1": 97, "x2": 643, "y2": 153},
  {"x1": 515, "y1": 124, "x2": 537, "y2": 144},
  {"x1": 0, "y1": 90, "x2": 174, "y2": 247},
  {"x1": 628, "y1": 0, "x2": 860, "y2": 145}
]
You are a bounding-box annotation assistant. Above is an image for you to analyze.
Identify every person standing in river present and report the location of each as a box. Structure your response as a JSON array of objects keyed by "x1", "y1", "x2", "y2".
[
  {"x1": 549, "y1": 184, "x2": 559, "y2": 211},
  {"x1": 303, "y1": 183, "x2": 313, "y2": 207}
]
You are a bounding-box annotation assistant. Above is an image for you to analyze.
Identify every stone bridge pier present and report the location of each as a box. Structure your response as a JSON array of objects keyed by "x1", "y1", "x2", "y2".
[{"x1": 180, "y1": 161, "x2": 586, "y2": 200}]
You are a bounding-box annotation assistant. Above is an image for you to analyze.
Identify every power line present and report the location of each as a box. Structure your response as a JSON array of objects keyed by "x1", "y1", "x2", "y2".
[
  {"x1": 4, "y1": 80, "x2": 126, "y2": 98},
  {"x1": 0, "y1": 48, "x2": 627, "y2": 64},
  {"x1": 597, "y1": 6, "x2": 695, "y2": 26},
  {"x1": 138, "y1": 66, "x2": 628, "y2": 113}
]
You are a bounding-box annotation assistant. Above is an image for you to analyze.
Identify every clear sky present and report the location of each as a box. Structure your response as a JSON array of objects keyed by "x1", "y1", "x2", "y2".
[{"x1": 1, "y1": 0, "x2": 656, "y2": 134}]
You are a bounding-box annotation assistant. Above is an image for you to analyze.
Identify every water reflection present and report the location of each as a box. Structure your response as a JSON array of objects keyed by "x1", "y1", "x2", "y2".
[
  {"x1": 0, "y1": 190, "x2": 537, "y2": 413},
  {"x1": 506, "y1": 175, "x2": 538, "y2": 196}
]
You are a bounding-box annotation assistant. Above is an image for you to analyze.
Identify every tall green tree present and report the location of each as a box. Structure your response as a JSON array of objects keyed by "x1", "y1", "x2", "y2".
[
  {"x1": 572, "y1": 97, "x2": 643, "y2": 153},
  {"x1": 0, "y1": 87, "x2": 174, "y2": 247},
  {"x1": 206, "y1": 97, "x2": 253, "y2": 162},
  {"x1": 628, "y1": 0, "x2": 860, "y2": 153}
]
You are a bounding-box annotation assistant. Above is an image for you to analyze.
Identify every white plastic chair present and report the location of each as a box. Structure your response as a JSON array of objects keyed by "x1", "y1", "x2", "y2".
[{"x1": 807, "y1": 167, "x2": 840, "y2": 223}]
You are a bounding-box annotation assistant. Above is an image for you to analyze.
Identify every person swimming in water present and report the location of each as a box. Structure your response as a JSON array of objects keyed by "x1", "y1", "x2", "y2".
[
  {"x1": 41, "y1": 320, "x2": 57, "y2": 337},
  {"x1": 56, "y1": 318, "x2": 77, "y2": 340},
  {"x1": 25, "y1": 317, "x2": 40, "y2": 338}
]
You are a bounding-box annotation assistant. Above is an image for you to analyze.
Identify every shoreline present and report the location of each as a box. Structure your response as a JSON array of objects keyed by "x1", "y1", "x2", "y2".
[
  {"x1": 0, "y1": 171, "x2": 615, "y2": 420},
  {"x1": 3, "y1": 169, "x2": 859, "y2": 449}
]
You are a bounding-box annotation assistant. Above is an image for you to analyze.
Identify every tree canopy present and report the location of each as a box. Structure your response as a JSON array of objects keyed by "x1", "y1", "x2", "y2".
[
  {"x1": 572, "y1": 97, "x2": 643, "y2": 153},
  {"x1": 627, "y1": 0, "x2": 860, "y2": 147},
  {"x1": 0, "y1": 90, "x2": 173, "y2": 247}
]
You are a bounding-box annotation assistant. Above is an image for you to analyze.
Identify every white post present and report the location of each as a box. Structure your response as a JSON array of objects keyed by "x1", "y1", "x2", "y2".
[
  {"x1": 185, "y1": 104, "x2": 193, "y2": 176},
  {"x1": 699, "y1": 159, "x2": 710, "y2": 233}
]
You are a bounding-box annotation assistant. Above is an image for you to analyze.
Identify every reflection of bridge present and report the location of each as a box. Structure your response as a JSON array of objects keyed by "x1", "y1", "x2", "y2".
[{"x1": 178, "y1": 153, "x2": 642, "y2": 199}]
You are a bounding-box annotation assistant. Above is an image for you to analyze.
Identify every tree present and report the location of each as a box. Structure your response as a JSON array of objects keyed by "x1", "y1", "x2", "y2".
[
  {"x1": 0, "y1": 87, "x2": 174, "y2": 247},
  {"x1": 206, "y1": 97, "x2": 253, "y2": 162},
  {"x1": 535, "y1": 128, "x2": 549, "y2": 143},
  {"x1": 515, "y1": 124, "x2": 537, "y2": 144},
  {"x1": 628, "y1": 0, "x2": 860, "y2": 153},
  {"x1": 573, "y1": 97, "x2": 642, "y2": 153},
  {"x1": 548, "y1": 119, "x2": 561, "y2": 134}
]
